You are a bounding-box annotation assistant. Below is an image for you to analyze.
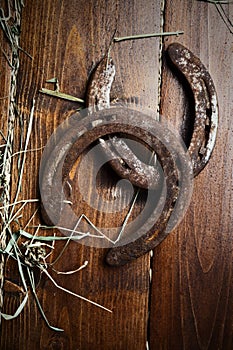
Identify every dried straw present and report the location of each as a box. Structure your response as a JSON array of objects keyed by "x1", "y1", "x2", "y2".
[{"x1": 0, "y1": 0, "x2": 24, "y2": 323}]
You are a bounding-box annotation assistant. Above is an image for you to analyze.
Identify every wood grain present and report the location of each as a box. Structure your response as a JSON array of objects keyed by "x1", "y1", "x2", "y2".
[
  {"x1": 150, "y1": 1, "x2": 233, "y2": 349},
  {"x1": 0, "y1": 0, "x2": 161, "y2": 349},
  {"x1": 0, "y1": 0, "x2": 232, "y2": 349}
]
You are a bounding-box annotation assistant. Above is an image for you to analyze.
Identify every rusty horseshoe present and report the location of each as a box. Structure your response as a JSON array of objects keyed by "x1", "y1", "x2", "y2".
[{"x1": 166, "y1": 43, "x2": 218, "y2": 176}]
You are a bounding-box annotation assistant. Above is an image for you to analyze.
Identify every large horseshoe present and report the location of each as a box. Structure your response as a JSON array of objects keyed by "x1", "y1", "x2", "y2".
[{"x1": 40, "y1": 108, "x2": 187, "y2": 265}]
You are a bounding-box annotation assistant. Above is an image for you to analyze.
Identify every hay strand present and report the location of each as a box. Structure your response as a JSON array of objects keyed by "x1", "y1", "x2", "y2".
[{"x1": 114, "y1": 30, "x2": 184, "y2": 42}]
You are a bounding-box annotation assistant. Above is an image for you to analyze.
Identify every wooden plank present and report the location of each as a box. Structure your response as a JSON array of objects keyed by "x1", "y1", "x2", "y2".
[
  {"x1": 150, "y1": 1, "x2": 233, "y2": 349},
  {"x1": 0, "y1": 1, "x2": 163, "y2": 349},
  {"x1": 0, "y1": 35, "x2": 11, "y2": 131}
]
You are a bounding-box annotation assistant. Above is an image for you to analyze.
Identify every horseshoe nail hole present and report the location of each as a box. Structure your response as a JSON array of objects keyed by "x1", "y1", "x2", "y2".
[{"x1": 206, "y1": 107, "x2": 212, "y2": 119}]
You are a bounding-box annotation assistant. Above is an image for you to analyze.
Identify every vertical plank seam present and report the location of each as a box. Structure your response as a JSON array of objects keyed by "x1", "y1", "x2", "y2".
[
  {"x1": 147, "y1": 0, "x2": 166, "y2": 348},
  {"x1": 156, "y1": 0, "x2": 166, "y2": 122}
]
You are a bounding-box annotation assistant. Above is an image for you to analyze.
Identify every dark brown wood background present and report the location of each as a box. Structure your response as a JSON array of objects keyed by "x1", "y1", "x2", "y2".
[{"x1": 0, "y1": 0, "x2": 232, "y2": 349}]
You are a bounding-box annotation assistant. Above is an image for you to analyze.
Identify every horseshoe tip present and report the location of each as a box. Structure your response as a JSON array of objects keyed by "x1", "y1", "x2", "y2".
[{"x1": 167, "y1": 42, "x2": 186, "y2": 57}]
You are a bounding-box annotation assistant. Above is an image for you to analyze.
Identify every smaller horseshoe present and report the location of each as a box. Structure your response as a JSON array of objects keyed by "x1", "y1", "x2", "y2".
[{"x1": 86, "y1": 43, "x2": 218, "y2": 190}]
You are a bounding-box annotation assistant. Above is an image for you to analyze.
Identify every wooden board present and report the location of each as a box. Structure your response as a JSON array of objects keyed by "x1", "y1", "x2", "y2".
[
  {"x1": 150, "y1": 1, "x2": 233, "y2": 349},
  {"x1": 1, "y1": 1, "x2": 161, "y2": 349},
  {"x1": 0, "y1": 1, "x2": 232, "y2": 349}
]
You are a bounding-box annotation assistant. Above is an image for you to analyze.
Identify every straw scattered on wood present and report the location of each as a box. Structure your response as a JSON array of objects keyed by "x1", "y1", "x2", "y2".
[
  {"x1": 39, "y1": 77, "x2": 85, "y2": 104},
  {"x1": 0, "y1": 1, "x2": 111, "y2": 332}
]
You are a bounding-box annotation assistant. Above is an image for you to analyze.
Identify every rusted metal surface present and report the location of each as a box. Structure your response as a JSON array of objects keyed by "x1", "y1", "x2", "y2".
[{"x1": 167, "y1": 42, "x2": 218, "y2": 176}]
